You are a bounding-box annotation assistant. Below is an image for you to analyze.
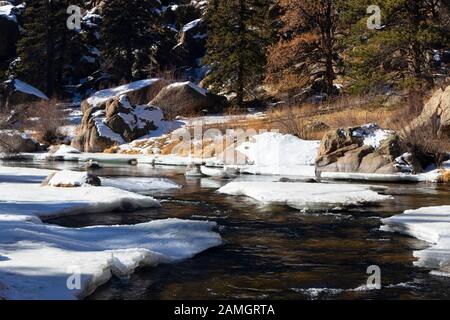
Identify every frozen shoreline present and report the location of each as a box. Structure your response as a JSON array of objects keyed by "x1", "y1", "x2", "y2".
[{"x1": 0, "y1": 167, "x2": 222, "y2": 300}]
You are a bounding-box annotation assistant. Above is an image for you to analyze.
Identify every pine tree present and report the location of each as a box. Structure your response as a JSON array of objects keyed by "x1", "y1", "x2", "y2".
[
  {"x1": 101, "y1": 0, "x2": 165, "y2": 82},
  {"x1": 345, "y1": 0, "x2": 448, "y2": 93},
  {"x1": 204, "y1": 0, "x2": 275, "y2": 107},
  {"x1": 14, "y1": 0, "x2": 83, "y2": 97}
]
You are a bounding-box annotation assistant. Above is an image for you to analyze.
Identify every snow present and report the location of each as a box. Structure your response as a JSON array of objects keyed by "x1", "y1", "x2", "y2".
[
  {"x1": 234, "y1": 132, "x2": 320, "y2": 176},
  {"x1": 13, "y1": 79, "x2": 49, "y2": 100},
  {"x1": 182, "y1": 18, "x2": 202, "y2": 32},
  {"x1": 102, "y1": 177, "x2": 181, "y2": 194},
  {"x1": 0, "y1": 3, "x2": 16, "y2": 22},
  {"x1": 93, "y1": 117, "x2": 125, "y2": 144},
  {"x1": 86, "y1": 79, "x2": 160, "y2": 107},
  {"x1": 51, "y1": 145, "x2": 81, "y2": 156},
  {"x1": 46, "y1": 170, "x2": 93, "y2": 187},
  {"x1": 351, "y1": 124, "x2": 393, "y2": 149},
  {"x1": 0, "y1": 218, "x2": 221, "y2": 299},
  {"x1": 381, "y1": 206, "x2": 450, "y2": 276},
  {"x1": 0, "y1": 166, "x2": 221, "y2": 299},
  {"x1": 166, "y1": 81, "x2": 208, "y2": 96},
  {"x1": 218, "y1": 181, "x2": 392, "y2": 211}
]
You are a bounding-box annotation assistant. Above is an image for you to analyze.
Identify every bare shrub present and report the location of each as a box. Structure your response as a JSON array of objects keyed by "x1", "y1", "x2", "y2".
[{"x1": 24, "y1": 99, "x2": 67, "y2": 145}]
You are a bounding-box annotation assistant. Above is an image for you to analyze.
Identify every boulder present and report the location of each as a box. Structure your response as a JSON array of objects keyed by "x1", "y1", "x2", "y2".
[
  {"x1": 411, "y1": 85, "x2": 450, "y2": 139},
  {"x1": 81, "y1": 78, "x2": 170, "y2": 113},
  {"x1": 3, "y1": 79, "x2": 49, "y2": 107},
  {"x1": 72, "y1": 95, "x2": 166, "y2": 152},
  {"x1": 0, "y1": 130, "x2": 40, "y2": 153},
  {"x1": 0, "y1": 4, "x2": 19, "y2": 61},
  {"x1": 316, "y1": 124, "x2": 423, "y2": 175},
  {"x1": 150, "y1": 81, "x2": 227, "y2": 119},
  {"x1": 172, "y1": 18, "x2": 207, "y2": 66}
]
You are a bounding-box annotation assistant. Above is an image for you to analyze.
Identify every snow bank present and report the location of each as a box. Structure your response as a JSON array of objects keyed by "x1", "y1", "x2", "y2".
[
  {"x1": 14, "y1": 79, "x2": 49, "y2": 100},
  {"x1": 381, "y1": 206, "x2": 450, "y2": 276},
  {"x1": 86, "y1": 79, "x2": 160, "y2": 107},
  {"x1": 235, "y1": 132, "x2": 320, "y2": 176},
  {"x1": 218, "y1": 181, "x2": 392, "y2": 211},
  {"x1": 0, "y1": 218, "x2": 221, "y2": 299}
]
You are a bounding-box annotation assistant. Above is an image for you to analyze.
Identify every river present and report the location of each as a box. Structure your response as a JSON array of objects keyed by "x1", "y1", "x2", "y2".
[{"x1": 3, "y1": 160, "x2": 450, "y2": 300}]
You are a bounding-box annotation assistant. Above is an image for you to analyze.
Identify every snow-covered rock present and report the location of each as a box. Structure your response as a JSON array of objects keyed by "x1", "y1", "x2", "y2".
[
  {"x1": 316, "y1": 124, "x2": 423, "y2": 175},
  {"x1": 73, "y1": 94, "x2": 181, "y2": 152},
  {"x1": 84, "y1": 79, "x2": 165, "y2": 110},
  {"x1": 42, "y1": 170, "x2": 101, "y2": 187},
  {"x1": 218, "y1": 181, "x2": 392, "y2": 211},
  {"x1": 381, "y1": 206, "x2": 450, "y2": 277}
]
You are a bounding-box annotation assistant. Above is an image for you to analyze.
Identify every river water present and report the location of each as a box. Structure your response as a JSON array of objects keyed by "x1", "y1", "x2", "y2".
[{"x1": 4, "y1": 161, "x2": 450, "y2": 300}]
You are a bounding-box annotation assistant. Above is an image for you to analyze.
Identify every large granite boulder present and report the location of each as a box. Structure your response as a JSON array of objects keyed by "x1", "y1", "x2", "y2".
[
  {"x1": 316, "y1": 124, "x2": 423, "y2": 175},
  {"x1": 150, "y1": 81, "x2": 227, "y2": 119},
  {"x1": 411, "y1": 85, "x2": 450, "y2": 138},
  {"x1": 72, "y1": 95, "x2": 166, "y2": 152}
]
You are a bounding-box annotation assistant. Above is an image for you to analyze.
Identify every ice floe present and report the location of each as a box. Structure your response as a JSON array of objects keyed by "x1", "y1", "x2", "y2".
[
  {"x1": 218, "y1": 181, "x2": 392, "y2": 211},
  {"x1": 381, "y1": 206, "x2": 450, "y2": 276},
  {"x1": 0, "y1": 166, "x2": 221, "y2": 299}
]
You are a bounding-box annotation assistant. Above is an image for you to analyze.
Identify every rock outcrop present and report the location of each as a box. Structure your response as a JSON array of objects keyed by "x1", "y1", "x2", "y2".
[
  {"x1": 411, "y1": 85, "x2": 450, "y2": 138},
  {"x1": 150, "y1": 81, "x2": 227, "y2": 119},
  {"x1": 315, "y1": 124, "x2": 422, "y2": 175},
  {"x1": 72, "y1": 95, "x2": 166, "y2": 152}
]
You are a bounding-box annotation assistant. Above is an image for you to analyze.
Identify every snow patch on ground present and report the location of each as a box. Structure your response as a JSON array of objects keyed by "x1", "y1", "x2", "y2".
[
  {"x1": 218, "y1": 181, "x2": 392, "y2": 211},
  {"x1": 381, "y1": 206, "x2": 450, "y2": 276}
]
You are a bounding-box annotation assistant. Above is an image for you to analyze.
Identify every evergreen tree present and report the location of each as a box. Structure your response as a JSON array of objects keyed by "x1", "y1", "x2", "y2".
[
  {"x1": 204, "y1": 0, "x2": 275, "y2": 106},
  {"x1": 344, "y1": 0, "x2": 448, "y2": 93},
  {"x1": 101, "y1": 0, "x2": 165, "y2": 82},
  {"x1": 14, "y1": 0, "x2": 83, "y2": 97}
]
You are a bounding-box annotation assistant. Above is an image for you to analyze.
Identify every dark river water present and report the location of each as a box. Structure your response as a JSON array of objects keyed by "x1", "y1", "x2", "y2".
[{"x1": 4, "y1": 161, "x2": 450, "y2": 300}]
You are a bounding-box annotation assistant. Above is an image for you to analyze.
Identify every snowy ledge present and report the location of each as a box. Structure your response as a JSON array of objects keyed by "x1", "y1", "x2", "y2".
[
  {"x1": 381, "y1": 206, "x2": 450, "y2": 277},
  {"x1": 0, "y1": 167, "x2": 221, "y2": 299}
]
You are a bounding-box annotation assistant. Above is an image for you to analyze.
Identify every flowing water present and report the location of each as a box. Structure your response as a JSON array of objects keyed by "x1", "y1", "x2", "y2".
[{"x1": 4, "y1": 161, "x2": 450, "y2": 300}]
